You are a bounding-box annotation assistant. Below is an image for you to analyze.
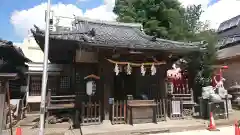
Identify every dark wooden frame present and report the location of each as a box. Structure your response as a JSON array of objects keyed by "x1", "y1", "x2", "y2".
[{"x1": 0, "y1": 73, "x2": 18, "y2": 135}]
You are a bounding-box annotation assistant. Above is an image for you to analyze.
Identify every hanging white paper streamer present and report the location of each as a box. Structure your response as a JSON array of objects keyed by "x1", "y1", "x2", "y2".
[
  {"x1": 114, "y1": 63, "x2": 120, "y2": 75},
  {"x1": 151, "y1": 64, "x2": 156, "y2": 75},
  {"x1": 126, "y1": 63, "x2": 132, "y2": 75},
  {"x1": 141, "y1": 64, "x2": 146, "y2": 76}
]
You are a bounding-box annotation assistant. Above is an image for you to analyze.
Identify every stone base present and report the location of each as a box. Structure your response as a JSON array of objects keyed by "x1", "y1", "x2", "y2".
[{"x1": 101, "y1": 120, "x2": 112, "y2": 126}]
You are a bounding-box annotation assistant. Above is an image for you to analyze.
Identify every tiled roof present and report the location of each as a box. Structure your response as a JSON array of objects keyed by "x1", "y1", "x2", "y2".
[
  {"x1": 31, "y1": 18, "x2": 205, "y2": 51},
  {"x1": 216, "y1": 14, "x2": 240, "y2": 49},
  {"x1": 218, "y1": 15, "x2": 240, "y2": 32},
  {"x1": 0, "y1": 39, "x2": 30, "y2": 63}
]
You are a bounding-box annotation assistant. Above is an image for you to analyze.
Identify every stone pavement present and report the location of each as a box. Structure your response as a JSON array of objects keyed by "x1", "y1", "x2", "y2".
[
  {"x1": 2, "y1": 128, "x2": 68, "y2": 135},
  {"x1": 64, "y1": 120, "x2": 207, "y2": 135},
  {"x1": 3, "y1": 110, "x2": 239, "y2": 135},
  {"x1": 64, "y1": 118, "x2": 237, "y2": 135},
  {"x1": 151, "y1": 126, "x2": 234, "y2": 135},
  {"x1": 1, "y1": 120, "x2": 235, "y2": 135}
]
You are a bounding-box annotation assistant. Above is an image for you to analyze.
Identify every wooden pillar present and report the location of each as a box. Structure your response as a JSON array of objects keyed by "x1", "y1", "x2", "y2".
[
  {"x1": 71, "y1": 50, "x2": 76, "y2": 94},
  {"x1": 98, "y1": 52, "x2": 113, "y2": 123},
  {"x1": 71, "y1": 49, "x2": 80, "y2": 128},
  {"x1": 157, "y1": 64, "x2": 168, "y2": 99},
  {"x1": 163, "y1": 61, "x2": 174, "y2": 98},
  {"x1": 0, "y1": 81, "x2": 6, "y2": 134}
]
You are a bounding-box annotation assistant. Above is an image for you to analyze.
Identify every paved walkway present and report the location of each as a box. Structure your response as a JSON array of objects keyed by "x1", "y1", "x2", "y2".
[
  {"x1": 2, "y1": 123, "x2": 236, "y2": 135},
  {"x1": 3, "y1": 110, "x2": 239, "y2": 135},
  {"x1": 64, "y1": 120, "x2": 207, "y2": 135},
  {"x1": 151, "y1": 126, "x2": 234, "y2": 135},
  {"x1": 2, "y1": 128, "x2": 67, "y2": 135}
]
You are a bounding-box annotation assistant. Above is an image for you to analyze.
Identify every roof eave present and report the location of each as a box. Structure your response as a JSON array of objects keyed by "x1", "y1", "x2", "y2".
[{"x1": 31, "y1": 25, "x2": 204, "y2": 53}]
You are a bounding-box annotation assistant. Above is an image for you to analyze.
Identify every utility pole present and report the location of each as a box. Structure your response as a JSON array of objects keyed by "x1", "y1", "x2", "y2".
[{"x1": 39, "y1": 0, "x2": 51, "y2": 134}]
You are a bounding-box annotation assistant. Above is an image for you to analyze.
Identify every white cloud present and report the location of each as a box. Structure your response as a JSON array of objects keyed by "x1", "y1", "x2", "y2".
[
  {"x1": 179, "y1": 0, "x2": 209, "y2": 8},
  {"x1": 10, "y1": 0, "x2": 116, "y2": 39},
  {"x1": 180, "y1": 0, "x2": 240, "y2": 29},
  {"x1": 84, "y1": 0, "x2": 116, "y2": 21},
  {"x1": 11, "y1": 3, "x2": 84, "y2": 38},
  {"x1": 201, "y1": 0, "x2": 240, "y2": 29},
  {"x1": 10, "y1": 0, "x2": 240, "y2": 39}
]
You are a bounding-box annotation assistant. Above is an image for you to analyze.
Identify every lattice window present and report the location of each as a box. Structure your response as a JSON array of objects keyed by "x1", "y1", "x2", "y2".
[
  {"x1": 30, "y1": 76, "x2": 42, "y2": 96},
  {"x1": 60, "y1": 76, "x2": 70, "y2": 89}
]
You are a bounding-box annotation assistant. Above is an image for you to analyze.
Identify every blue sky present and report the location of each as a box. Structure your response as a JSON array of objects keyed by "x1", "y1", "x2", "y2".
[
  {"x1": 208, "y1": 0, "x2": 220, "y2": 7},
  {"x1": 0, "y1": 0, "x2": 103, "y2": 42},
  {"x1": 0, "y1": 0, "x2": 231, "y2": 43}
]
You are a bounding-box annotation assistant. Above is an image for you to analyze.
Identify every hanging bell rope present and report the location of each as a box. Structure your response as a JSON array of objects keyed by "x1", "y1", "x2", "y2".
[{"x1": 106, "y1": 58, "x2": 166, "y2": 67}]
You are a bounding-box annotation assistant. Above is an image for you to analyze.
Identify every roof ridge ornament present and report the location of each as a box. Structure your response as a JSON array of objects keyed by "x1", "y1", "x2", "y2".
[{"x1": 151, "y1": 36, "x2": 157, "y2": 41}]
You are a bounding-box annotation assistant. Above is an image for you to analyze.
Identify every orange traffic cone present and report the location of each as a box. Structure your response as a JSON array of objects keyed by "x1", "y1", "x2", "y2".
[
  {"x1": 207, "y1": 112, "x2": 220, "y2": 131},
  {"x1": 235, "y1": 120, "x2": 240, "y2": 135},
  {"x1": 16, "y1": 127, "x2": 22, "y2": 135}
]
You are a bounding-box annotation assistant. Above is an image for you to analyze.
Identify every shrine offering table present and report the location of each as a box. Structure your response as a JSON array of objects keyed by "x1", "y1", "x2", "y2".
[{"x1": 127, "y1": 100, "x2": 157, "y2": 125}]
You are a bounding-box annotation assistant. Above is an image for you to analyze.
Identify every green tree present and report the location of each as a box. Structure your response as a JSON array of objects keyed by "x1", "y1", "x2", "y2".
[
  {"x1": 187, "y1": 29, "x2": 217, "y2": 101},
  {"x1": 196, "y1": 30, "x2": 217, "y2": 84},
  {"x1": 113, "y1": 0, "x2": 204, "y2": 41}
]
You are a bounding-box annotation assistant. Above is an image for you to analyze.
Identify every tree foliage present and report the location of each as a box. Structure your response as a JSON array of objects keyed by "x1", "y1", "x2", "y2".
[
  {"x1": 188, "y1": 30, "x2": 217, "y2": 101},
  {"x1": 188, "y1": 30, "x2": 217, "y2": 86},
  {"x1": 113, "y1": 0, "x2": 204, "y2": 41}
]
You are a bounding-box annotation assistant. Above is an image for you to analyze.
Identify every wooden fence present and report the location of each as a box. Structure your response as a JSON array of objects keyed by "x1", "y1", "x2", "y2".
[
  {"x1": 111, "y1": 100, "x2": 126, "y2": 124},
  {"x1": 81, "y1": 101, "x2": 101, "y2": 125},
  {"x1": 155, "y1": 99, "x2": 166, "y2": 121},
  {"x1": 80, "y1": 98, "x2": 194, "y2": 125},
  {"x1": 111, "y1": 99, "x2": 167, "y2": 124}
]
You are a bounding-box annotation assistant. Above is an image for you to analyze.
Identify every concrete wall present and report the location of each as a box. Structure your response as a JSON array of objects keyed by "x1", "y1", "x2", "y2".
[{"x1": 15, "y1": 37, "x2": 46, "y2": 63}]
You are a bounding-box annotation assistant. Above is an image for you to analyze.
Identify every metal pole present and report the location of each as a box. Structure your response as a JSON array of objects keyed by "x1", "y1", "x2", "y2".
[{"x1": 39, "y1": 0, "x2": 51, "y2": 134}]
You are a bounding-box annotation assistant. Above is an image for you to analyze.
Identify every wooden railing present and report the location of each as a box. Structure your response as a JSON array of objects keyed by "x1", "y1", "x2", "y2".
[
  {"x1": 111, "y1": 100, "x2": 126, "y2": 124},
  {"x1": 46, "y1": 89, "x2": 75, "y2": 111},
  {"x1": 81, "y1": 101, "x2": 101, "y2": 125},
  {"x1": 155, "y1": 99, "x2": 166, "y2": 121},
  {"x1": 111, "y1": 99, "x2": 167, "y2": 124}
]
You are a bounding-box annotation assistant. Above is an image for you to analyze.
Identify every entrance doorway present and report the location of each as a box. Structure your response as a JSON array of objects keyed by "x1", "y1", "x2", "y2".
[
  {"x1": 113, "y1": 70, "x2": 136, "y2": 100},
  {"x1": 113, "y1": 68, "x2": 160, "y2": 100}
]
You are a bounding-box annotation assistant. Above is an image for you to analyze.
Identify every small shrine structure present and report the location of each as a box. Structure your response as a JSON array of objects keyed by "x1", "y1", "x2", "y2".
[{"x1": 30, "y1": 17, "x2": 205, "y2": 126}]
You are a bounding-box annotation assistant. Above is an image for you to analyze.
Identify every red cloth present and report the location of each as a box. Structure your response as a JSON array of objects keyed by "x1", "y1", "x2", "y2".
[
  {"x1": 167, "y1": 69, "x2": 188, "y2": 93},
  {"x1": 212, "y1": 69, "x2": 222, "y2": 87}
]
